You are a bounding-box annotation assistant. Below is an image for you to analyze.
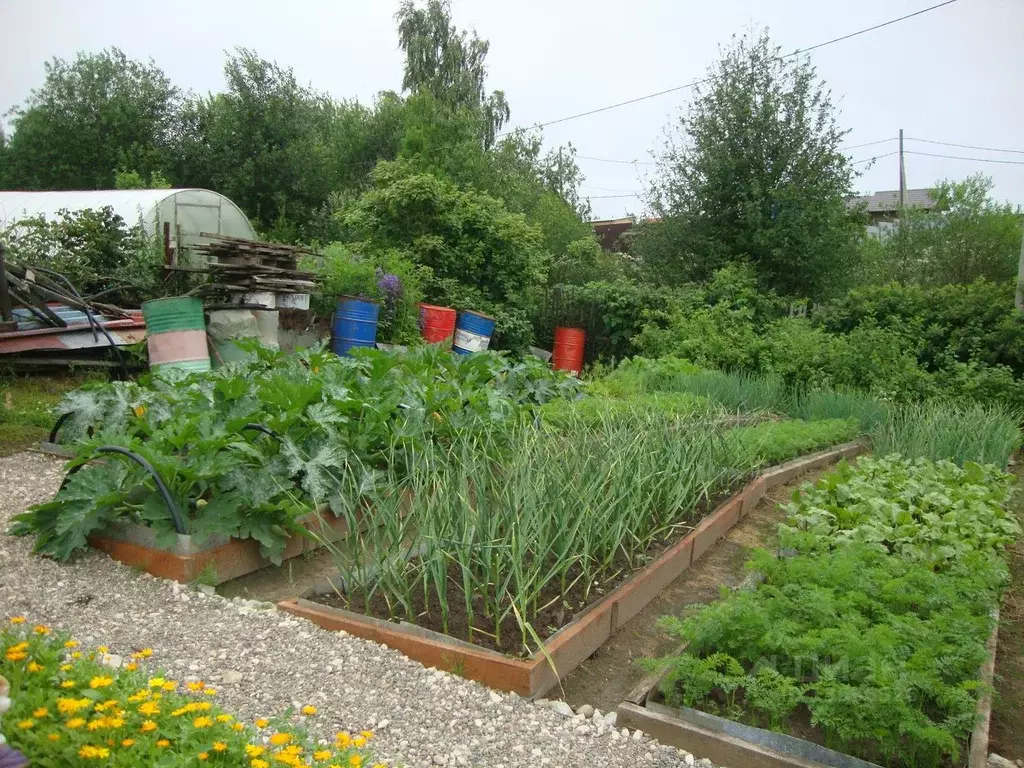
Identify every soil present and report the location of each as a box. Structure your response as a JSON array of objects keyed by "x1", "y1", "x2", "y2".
[
  {"x1": 218, "y1": 545, "x2": 342, "y2": 604},
  {"x1": 310, "y1": 485, "x2": 746, "y2": 657},
  {"x1": 989, "y1": 460, "x2": 1024, "y2": 762},
  {"x1": 557, "y1": 466, "x2": 825, "y2": 712}
]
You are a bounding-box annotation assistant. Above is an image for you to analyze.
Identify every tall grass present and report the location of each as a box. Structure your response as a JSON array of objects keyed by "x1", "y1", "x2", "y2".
[
  {"x1": 870, "y1": 401, "x2": 1021, "y2": 468},
  {"x1": 324, "y1": 409, "x2": 733, "y2": 653},
  {"x1": 792, "y1": 388, "x2": 892, "y2": 431},
  {"x1": 662, "y1": 370, "x2": 790, "y2": 414}
]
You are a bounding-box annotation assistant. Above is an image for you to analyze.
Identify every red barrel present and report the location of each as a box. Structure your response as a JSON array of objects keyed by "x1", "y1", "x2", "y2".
[
  {"x1": 552, "y1": 326, "x2": 586, "y2": 375},
  {"x1": 419, "y1": 303, "x2": 457, "y2": 346}
]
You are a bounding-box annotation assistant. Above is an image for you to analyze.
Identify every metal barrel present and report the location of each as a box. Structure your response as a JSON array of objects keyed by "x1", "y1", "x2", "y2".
[
  {"x1": 141, "y1": 297, "x2": 211, "y2": 373},
  {"x1": 332, "y1": 296, "x2": 380, "y2": 356},
  {"x1": 552, "y1": 326, "x2": 586, "y2": 376},
  {"x1": 418, "y1": 303, "x2": 457, "y2": 346},
  {"x1": 452, "y1": 310, "x2": 496, "y2": 355}
]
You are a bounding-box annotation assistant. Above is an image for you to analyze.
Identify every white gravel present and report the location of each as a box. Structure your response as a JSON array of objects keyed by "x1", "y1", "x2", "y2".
[{"x1": 0, "y1": 452, "x2": 713, "y2": 768}]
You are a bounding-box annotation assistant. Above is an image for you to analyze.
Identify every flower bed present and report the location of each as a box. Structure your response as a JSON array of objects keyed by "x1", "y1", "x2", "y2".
[
  {"x1": 1, "y1": 618, "x2": 382, "y2": 767},
  {"x1": 626, "y1": 456, "x2": 1018, "y2": 768}
]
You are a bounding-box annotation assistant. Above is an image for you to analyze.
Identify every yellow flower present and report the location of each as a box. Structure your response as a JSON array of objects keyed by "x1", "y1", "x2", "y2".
[
  {"x1": 335, "y1": 732, "x2": 351, "y2": 748},
  {"x1": 203, "y1": 688, "x2": 218, "y2": 696},
  {"x1": 148, "y1": 677, "x2": 166, "y2": 688},
  {"x1": 131, "y1": 648, "x2": 153, "y2": 660},
  {"x1": 246, "y1": 745, "x2": 266, "y2": 757},
  {"x1": 61, "y1": 680, "x2": 76, "y2": 688},
  {"x1": 269, "y1": 732, "x2": 292, "y2": 746},
  {"x1": 33, "y1": 707, "x2": 49, "y2": 718},
  {"x1": 63, "y1": 639, "x2": 79, "y2": 648},
  {"x1": 372, "y1": 764, "x2": 387, "y2": 768},
  {"x1": 27, "y1": 661, "x2": 44, "y2": 673},
  {"x1": 161, "y1": 681, "x2": 176, "y2": 692},
  {"x1": 353, "y1": 736, "x2": 367, "y2": 748},
  {"x1": 9, "y1": 616, "x2": 25, "y2": 624},
  {"x1": 8, "y1": 641, "x2": 28, "y2": 652},
  {"x1": 86, "y1": 718, "x2": 106, "y2": 732},
  {"x1": 349, "y1": 757, "x2": 362, "y2": 768},
  {"x1": 193, "y1": 716, "x2": 214, "y2": 729},
  {"x1": 256, "y1": 718, "x2": 270, "y2": 728},
  {"x1": 125, "y1": 662, "x2": 138, "y2": 671},
  {"x1": 134, "y1": 405, "x2": 147, "y2": 418},
  {"x1": 156, "y1": 739, "x2": 170, "y2": 748},
  {"x1": 359, "y1": 731, "x2": 374, "y2": 741},
  {"x1": 47, "y1": 733, "x2": 60, "y2": 742},
  {"x1": 314, "y1": 750, "x2": 333, "y2": 761},
  {"x1": 216, "y1": 714, "x2": 233, "y2": 723},
  {"x1": 139, "y1": 701, "x2": 161, "y2": 716},
  {"x1": 71, "y1": 651, "x2": 82, "y2": 659},
  {"x1": 4, "y1": 650, "x2": 26, "y2": 662},
  {"x1": 213, "y1": 742, "x2": 227, "y2": 752},
  {"x1": 127, "y1": 690, "x2": 149, "y2": 703},
  {"x1": 187, "y1": 681, "x2": 207, "y2": 691},
  {"x1": 34, "y1": 624, "x2": 50, "y2": 635},
  {"x1": 252, "y1": 761, "x2": 270, "y2": 768},
  {"x1": 273, "y1": 754, "x2": 301, "y2": 767},
  {"x1": 78, "y1": 745, "x2": 110, "y2": 759},
  {"x1": 198, "y1": 753, "x2": 209, "y2": 762},
  {"x1": 97, "y1": 645, "x2": 109, "y2": 654},
  {"x1": 121, "y1": 738, "x2": 135, "y2": 747},
  {"x1": 66, "y1": 718, "x2": 86, "y2": 729},
  {"x1": 106, "y1": 716, "x2": 125, "y2": 728},
  {"x1": 16, "y1": 719, "x2": 35, "y2": 730},
  {"x1": 140, "y1": 720, "x2": 158, "y2": 733},
  {"x1": 57, "y1": 697, "x2": 91, "y2": 715},
  {"x1": 233, "y1": 722, "x2": 246, "y2": 731},
  {"x1": 90, "y1": 676, "x2": 114, "y2": 689},
  {"x1": 301, "y1": 705, "x2": 318, "y2": 716},
  {"x1": 60, "y1": 663, "x2": 73, "y2": 671}
]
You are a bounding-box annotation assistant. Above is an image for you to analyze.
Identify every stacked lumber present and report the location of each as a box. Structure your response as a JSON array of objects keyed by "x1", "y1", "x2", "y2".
[{"x1": 169, "y1": 234, "x2": 319, "y2": 297}]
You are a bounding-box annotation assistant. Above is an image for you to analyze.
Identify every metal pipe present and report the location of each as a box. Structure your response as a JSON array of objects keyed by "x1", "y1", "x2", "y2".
[{"x1": 64, "y1": 446, "x2": 186, "y2": 535}]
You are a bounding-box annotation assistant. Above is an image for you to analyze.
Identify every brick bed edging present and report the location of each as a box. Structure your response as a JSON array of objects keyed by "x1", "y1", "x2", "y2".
[{"x1": 278, "y1": 440, "x2": 867, "y2": 697}]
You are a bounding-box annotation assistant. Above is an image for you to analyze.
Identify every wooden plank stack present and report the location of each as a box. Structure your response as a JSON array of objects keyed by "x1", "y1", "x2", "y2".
[{"x1": 172, "y1": 234, "x2": 319, "y2": 298}]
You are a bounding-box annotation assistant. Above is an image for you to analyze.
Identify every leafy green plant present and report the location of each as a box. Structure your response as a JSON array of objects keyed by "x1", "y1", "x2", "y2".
[
  {"x1": 723, "y1": 418, "x2": 861, "y2": 469},
  {"x1": 8, "y1": 345, "x2": 581, "y2": 562},
  {"x1": 780, "y1": 455, "x2": 1019, "y2": 566}
]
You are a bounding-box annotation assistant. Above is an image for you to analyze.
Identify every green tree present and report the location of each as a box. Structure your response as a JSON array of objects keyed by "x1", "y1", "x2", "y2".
[
  {"x1": 3, "y1": 48, "x2": 179, "y2": 190},
  {"x1": 863, "y1": 175, "x2": 1023, "y2": 285},
  {"x1": 396, "y1": 0, "x2": 509, "y2": 147},
  {"x1": 639, "y1": 30, "x2": 863, "y2": 299}
]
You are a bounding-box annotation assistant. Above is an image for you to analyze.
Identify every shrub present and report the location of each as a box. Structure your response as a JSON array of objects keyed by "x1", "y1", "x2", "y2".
[{"x1": 306, "y1": 244, "x2": 427, "y2": 345}]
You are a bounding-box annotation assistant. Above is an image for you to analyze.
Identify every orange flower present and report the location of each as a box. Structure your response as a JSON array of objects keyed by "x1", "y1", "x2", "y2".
[
  {"x1": 121, "y1": 739, "x2": 135, "y2": 747},
  {"x1": 269, "y1": 732, "x2": 291, "y2": 746},
  {"x1": 301, "y1": 705, "x2": 317, "y2": 716},
  {"x1": 212, "y1": 742, "x2": 227, "y2": 752},
  {"x1": 197, "y1": 753, "x2": 208, "y2": 762},
  {"x1": 34, "y1": 624, "x2": 51, "y2": 635},
  {"x1": 140, "y1": 720, "x2": 158, "y2": 733},
  {"x1": 156, "y1": 739, "x2": 170, "y2": 748}
]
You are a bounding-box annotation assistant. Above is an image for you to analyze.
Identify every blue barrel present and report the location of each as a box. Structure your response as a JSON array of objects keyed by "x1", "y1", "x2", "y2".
[
  {"x1": 332, "y1": 296, "x2": 380, "y2": 356},
  {"x1": 453, "y1": 310, "x2": 496, "y2": 355}
]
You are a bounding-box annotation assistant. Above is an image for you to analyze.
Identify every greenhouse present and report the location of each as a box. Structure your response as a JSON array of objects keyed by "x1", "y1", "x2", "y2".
[{"x1": 0, "y1": 188, "x2": 256, "y2": 252}]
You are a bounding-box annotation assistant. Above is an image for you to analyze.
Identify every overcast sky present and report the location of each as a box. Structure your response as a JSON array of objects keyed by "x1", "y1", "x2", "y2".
[{"x1": 1, "y1": 0, "x2": 1022, "y2": 220}]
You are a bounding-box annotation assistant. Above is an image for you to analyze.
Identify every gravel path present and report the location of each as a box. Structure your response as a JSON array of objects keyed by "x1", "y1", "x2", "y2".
[{"x1": 0, "y1": 452, "x2": 711, "y2": 768}]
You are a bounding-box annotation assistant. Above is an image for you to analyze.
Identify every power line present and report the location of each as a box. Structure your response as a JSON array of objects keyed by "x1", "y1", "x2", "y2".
[
  {"x1": 905, "y1": 150, "x2": 1024, "y2": 166},
  {"x1": 505, "y1": 0, "x2": 959, "y2": 133},
  {"x1": 577, "y1": 155, "x2": 657, "y2": 166},
  {"x1": 582, "y1": 184, "x2": 647, "y2": 193},
  {"x1": 586, "y1": 193, "x2": 643, "y2": 199},
  {"x1": 850, "y1": 151, "x2": 899, "y2": 165},
  {"x1": 843, "y1": 138, "x2": 895, "y2": 151},
  {"x1": 906, "y1": 137, "x2": 1024, "y2": 155}
]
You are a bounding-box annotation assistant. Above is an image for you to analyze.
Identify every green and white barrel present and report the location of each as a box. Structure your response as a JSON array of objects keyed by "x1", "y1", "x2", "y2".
[{"x1": 141, "y1": 297, "x2": 211, "y2": 374}]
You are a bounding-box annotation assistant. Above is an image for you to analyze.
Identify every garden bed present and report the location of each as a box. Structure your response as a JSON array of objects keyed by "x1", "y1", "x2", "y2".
[
  {"x1": 615, "y1": 611, "x2": 1000, "y2": 768},
  {"x1": 278, "y1": 441, "x2": 865, "y2": 697},
  {"x1": 87, "y1": 506, "x2": 353, "y2": 584}
]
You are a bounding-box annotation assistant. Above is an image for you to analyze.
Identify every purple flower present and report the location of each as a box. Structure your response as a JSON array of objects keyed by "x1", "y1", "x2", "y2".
[{"x1": 378, "y1": 273, "x2": 403, "y2": 300}]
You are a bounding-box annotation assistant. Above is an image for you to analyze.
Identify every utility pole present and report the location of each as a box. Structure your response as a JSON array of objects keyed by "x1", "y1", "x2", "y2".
[
  {"x1": 1015, "y1": 221, "x2": 1024, "y2": 312},
  {"x1": 898, "y1": 128, "x2": 906, "y2": 211}
]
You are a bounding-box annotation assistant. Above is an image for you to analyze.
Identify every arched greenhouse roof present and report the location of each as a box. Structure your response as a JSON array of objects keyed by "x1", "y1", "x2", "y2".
[{"x1": 0, "y1": 188, "x2": 256, "y2": 249}]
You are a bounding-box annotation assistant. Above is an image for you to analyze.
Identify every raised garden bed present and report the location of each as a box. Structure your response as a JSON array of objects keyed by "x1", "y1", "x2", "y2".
[
  {"x1": 88, "y1": 506, "x2": 354, "y2": 584},
  {"x1": 278, "y1": 440, "x2": 865, "y2": 697},
  {"x1": 615, "y1": 611, "x2": 1000, "y2": 768}
]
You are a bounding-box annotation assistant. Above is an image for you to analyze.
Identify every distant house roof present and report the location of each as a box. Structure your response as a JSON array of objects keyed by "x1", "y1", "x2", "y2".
[
  {"x1": 590, "y1": 216, "x2": 660, "y2": 251},
  {"x1": 846, "y1": 189, "x2": 936, "y2": 213}
]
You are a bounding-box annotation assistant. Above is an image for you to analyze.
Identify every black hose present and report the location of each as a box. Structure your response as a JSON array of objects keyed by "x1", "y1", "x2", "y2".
[
  {"x1": 48, "y1": 412, "x2": 74, "y2": 444},
  {"x1": 240, "y1": 423, "x2": 282, "y2": 441},
  {"x1": 63, "y1": 446, "x2": 186, "y2": 535}
]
